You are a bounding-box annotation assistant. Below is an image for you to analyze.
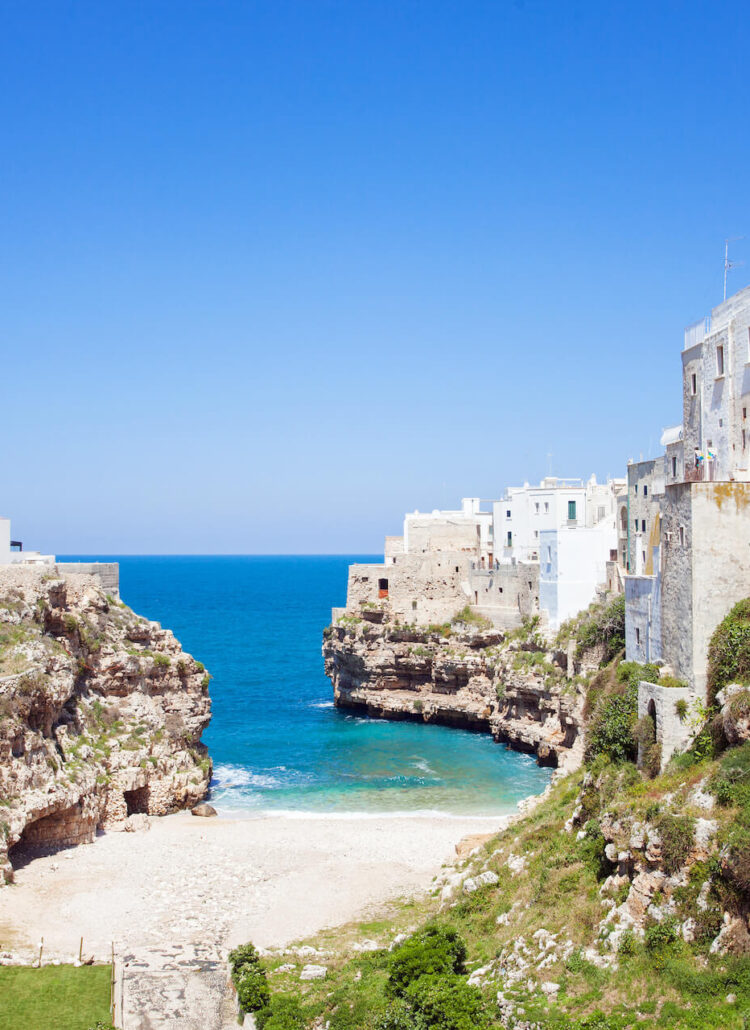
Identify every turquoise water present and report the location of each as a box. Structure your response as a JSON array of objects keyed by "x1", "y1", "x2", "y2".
[{"x1": 61, "y1": 556, "x2": 552, "y2": 816}]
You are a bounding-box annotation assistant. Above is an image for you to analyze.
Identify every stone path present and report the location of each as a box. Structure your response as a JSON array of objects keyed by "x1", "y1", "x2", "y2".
[{"x1": 115, "y1": 944, "x2": 237, "y2": 1030}]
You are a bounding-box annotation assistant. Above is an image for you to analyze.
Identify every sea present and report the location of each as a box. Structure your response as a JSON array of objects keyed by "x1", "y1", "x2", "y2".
[{"x1": 60, "y1": 556, "x2": 552, "y2": 817}]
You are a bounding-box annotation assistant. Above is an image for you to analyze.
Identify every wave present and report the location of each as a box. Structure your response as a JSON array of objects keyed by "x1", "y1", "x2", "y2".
[
  {"x1": 308, "y1": 701, "x2": 335, "y2": 709},
  {"x1": 211, "y1": 763, "x2": 282, "y2": 791}
]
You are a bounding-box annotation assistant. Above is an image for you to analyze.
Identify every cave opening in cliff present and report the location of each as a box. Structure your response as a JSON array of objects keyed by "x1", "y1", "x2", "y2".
[
  {"x1": 8, "y1": 803, "x2": 95, "y2": 870},
  {"x1": 124, "y1": 785, "x2": 150, "y2": 816}
]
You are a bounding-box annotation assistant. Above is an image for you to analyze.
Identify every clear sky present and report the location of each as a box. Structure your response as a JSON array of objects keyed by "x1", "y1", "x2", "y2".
[{"x1": 3, "y1": 1, "x2": 749, "y2": 554}]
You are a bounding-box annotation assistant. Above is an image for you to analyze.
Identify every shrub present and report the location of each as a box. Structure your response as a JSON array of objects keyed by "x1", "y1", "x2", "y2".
[
  {"x1": 404, "y1": 974, "x2": 489, "y2": 1029},
  {"x1": 567, "y1": 595, "x2": 626, "y2": 663},
  {"x1": 675, "y1": 698, "x2": 688, "y2": 720},
  {"x1": 618, "y1": 929, "x2": 637, "y2": 956},
  {"x1": 229, "y1": 942, "x2": 270, "y2": 1014},
  {"x1": 645, "y1": 918, "x2": 679, "y2": 953},
  {"x1": 655, "y1": 813, "x2": 695, "y2": 874},
  {"x1": 256, "y1": 994, "x2": 309, "y2": 1030},
  {"x1": 707, "y1": 598, "x2": 750, "y2": 702},
  {"x1": 387, "y1": 927, "x2": 467, "y2": 997},
  {"x1": 586, "y1": 686, "x2": 638, "y2": 764},
  {"x1": 451, "y1": 606, "x2": 491, "y2": 631},
  {"x1": 153, "y1": 654, "x2": 171, "y2": 668}
]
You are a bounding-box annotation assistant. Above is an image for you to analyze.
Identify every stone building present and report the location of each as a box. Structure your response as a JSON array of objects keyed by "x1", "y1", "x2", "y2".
[
  {"x1": 625, "y1": 283, "x2": 750, "y2": 764},
  {"x1": 338, "y1": 475, "x2": 625, "y2": 632}
]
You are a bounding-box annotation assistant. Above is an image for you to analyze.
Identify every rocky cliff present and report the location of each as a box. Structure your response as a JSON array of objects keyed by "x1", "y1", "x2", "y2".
[
  {"x1": 0, "y1": 565, "x2": 211, "y2": 883},
  {"x1": 323, "y1": 611, "x2": 586, "y2": 772}
]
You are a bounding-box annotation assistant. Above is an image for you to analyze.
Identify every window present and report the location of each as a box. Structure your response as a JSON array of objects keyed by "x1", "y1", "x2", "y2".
[
  {"x1": 378, "y1": 578, "x2": 389, "y2": 598},
  {"x1": 547, "y1": 545, "x2": 552, "y2": 561},
  {"x1": 643, "y1": 485, "x2": 648, "y2": 497},
  {"x1": 534, "y1": 529, "x2": 538, "y2": 539},
  {"x1": 506, "y1": 531, "x2": 512, "y2": 547},
  {"x1": 567, "y1": 500, "x2": 577, "y2": 521},
  {"x1": 744, "y1": 407, "x2": 747, "y2": 420},
  {"x1": 672, "y1": 456, "x2": 677, "y2": 477},
  {"x1": 719, "y1": 418, "x2": 724, "y2": 428},
  {"x1": 679, "y1": 526, "x2": 685, "y2": 546},
  {"x1": 634, "y1": 484, "x2": 638, "y2": 495},
  {"x1": 691, "y1": 373, "x2": 697, "y2": 396},
  {"x1": 544, "y1": 502, "x2": 549, "y2": 513},
  {"x1": 506, "y1": 509, "x2": 511, "y2": 519},
  {"x1": 535, "y1": 502, "x2": 539, "y2": 513},
  {"x1": 634, "y1": 518, "x2": 639, "y2": 531},
  {"x1": 744, "y1": 430, "x2": 747, "y2": 451},
  {"x1": 636, "y1": 627, "x2": 641, "y2": 645},
  {"x1": 641, "y1": 519, "x2": 646, "y2": 532},
  {"x1": 717, "y1": 345, "x2": 725, "y2": 376}
]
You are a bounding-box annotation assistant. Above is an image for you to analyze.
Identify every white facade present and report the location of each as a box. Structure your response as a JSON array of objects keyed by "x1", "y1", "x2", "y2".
[
  {"x1": 492, "y1": 476, "x2": 620, "y2": 564},
  {"x1": 539, "y1": 524, "x2": 617, "y2": 630},
  {"x1": 0, "y1": 517, "x2": 54, "y2": 565}
]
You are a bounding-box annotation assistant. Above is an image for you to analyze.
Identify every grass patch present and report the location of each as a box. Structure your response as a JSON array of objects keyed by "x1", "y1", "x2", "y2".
[{"x1": 0, "y1": 964, "x2": 112, "y2": 1030}]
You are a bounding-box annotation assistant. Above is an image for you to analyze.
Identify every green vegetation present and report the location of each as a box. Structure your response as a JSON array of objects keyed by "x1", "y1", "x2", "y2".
[
  {"x1": 707, "y1": 598, "x2": 750, "y2": 702},
  {"x1": 153, "y1": 653, "x2": 171, "y2": 668},
  {"x1": 230, "y1": 943, "x2": 271, "y2": 1017},
  {"x1": 557, "y1": 595, "x2": 626, "y2": 664},
  {"x1": 0, "y1": 964, "x2": 112, "y2": 1030},
  {"x1": 451, "y1": 607, "x2": 491, "y2": 631}
]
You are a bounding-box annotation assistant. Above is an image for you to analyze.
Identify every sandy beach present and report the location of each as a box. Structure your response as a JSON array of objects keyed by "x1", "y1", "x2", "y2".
[{"x1": 0, "y1": 809, "x2": 506, "y2": 1026}]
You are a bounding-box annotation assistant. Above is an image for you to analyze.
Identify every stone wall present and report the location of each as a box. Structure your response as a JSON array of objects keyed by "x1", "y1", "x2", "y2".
[
  {"x1": 637, "y1": 680, "x2": 696, "y2": 771},
  {"x1": 55, "y1": 562, "x2": 120, "y2": 598}
]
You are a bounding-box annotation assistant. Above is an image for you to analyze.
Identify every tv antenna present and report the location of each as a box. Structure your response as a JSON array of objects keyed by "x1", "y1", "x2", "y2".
[{"x1": 724, "y1": 236, "x2": 745, "y2": 301}]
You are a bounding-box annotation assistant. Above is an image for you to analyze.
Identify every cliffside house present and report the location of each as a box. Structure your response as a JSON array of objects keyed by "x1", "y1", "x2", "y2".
[
  {"x1": 337, "y1": 476, "x2": 625, "y2": 632},
  {"x1": 625, "y1": 283, "x2": 750, "y2": 764}
]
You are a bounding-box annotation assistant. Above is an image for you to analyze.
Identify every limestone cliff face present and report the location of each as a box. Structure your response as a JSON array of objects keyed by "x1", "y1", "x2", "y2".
[
  {"x1": 323, "y1": 614, "x2": 585, "y2": 771},
  {"x1": 0, "y1": 566, "x2": 211, "y2": 883}
]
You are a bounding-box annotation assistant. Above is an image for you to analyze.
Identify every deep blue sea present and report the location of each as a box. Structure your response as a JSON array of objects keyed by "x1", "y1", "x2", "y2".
[{"x1": 60, "y1": 556, "x2": 552, "y2": 816}]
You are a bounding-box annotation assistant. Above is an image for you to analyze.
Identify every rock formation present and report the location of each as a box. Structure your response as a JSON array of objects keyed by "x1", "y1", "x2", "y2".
[
  {"x1": 323, "y1": 611, "x2": 585, "y2": 772},
  {"x1": 0, "y1": 565, "x2": 211, "y2": 883}
]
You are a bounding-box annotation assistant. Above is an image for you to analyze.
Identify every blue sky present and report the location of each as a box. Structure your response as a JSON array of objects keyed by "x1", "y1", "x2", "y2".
[{"x1": 3, "y1": 1, "x2": 749, "y2": 553}]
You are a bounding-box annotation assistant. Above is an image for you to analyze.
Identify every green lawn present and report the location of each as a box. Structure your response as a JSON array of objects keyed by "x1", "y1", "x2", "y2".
[{"x1": 0, "y1": 964, "x2": 112, "y2": 1030}]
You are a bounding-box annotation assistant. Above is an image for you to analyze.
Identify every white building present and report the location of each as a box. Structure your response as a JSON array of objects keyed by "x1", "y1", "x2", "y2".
[
  {"x1": 0, "y1": 518, "x2": 54, "y2": 565},
  {"x1": 491, "y1": 476, "x2": 623, "y2": 630}
]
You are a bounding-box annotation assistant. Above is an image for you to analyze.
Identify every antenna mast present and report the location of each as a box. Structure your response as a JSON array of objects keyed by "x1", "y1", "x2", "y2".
[{"x1": 724, "y1": 236, "x2": 745, "y2": 301}]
